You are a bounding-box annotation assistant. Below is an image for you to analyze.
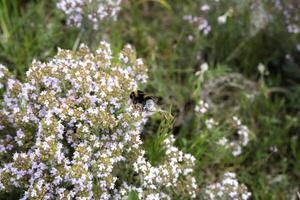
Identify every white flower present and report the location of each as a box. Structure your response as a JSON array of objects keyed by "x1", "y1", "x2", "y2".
[
  {"x1": 257, "y1": 63, "x2": 265, "y2": 75},
  {"x1": 217, "y1": 137, "x2": 228, "y2": 146},
  {"x1": 205, "y1": 118, "x2": 216, "y2": 129},
  {"x1": 201, "y1": 4, "x2": 210, "y2": 11},
  {"x1": 218, "y1": 15, "x2": 227, "y2": 24},
  {"x1": 200, "y1": 62, "x2": 209, "y2": 72},
  {"x1": 187, "y1": 34, "x2": 194, "y2": 41}
]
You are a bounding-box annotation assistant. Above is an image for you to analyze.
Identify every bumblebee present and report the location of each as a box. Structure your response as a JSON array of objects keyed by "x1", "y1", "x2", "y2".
[{"x1": 130, "y1": 90, "x2": 154, "y2": 106}]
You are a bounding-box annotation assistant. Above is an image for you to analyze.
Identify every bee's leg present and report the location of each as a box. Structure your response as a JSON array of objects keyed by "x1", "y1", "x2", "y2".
[
  {"x1": 133, "y1": 104, "x2": 139, "y2": 111},
  {"x1": 136, "y1": 104, "x2": 144, "y2": 112}
]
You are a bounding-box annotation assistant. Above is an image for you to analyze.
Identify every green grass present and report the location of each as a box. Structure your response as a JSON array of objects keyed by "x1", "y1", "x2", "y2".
[{"x1": 0, "y1": 0, "x2": 299, "y2": 199}]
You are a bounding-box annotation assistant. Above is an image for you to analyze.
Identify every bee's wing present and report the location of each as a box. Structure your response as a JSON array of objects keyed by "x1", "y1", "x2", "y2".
[{"x1": 144, "y1": 95, "x2": 162, "y2": 104}]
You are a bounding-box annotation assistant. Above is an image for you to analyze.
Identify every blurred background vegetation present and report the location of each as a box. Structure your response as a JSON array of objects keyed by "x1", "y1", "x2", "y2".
[{"x1": 0, "y1": 0, "x2": 299, "y2": 199}]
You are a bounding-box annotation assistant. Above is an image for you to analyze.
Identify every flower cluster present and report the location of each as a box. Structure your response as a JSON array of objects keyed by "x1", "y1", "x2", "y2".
[
  {"x1": 217, "y1": 116, "x2": 250, "y2": 156},
  {"x1": 183, "y1": 14, "x2": 211, "y2": 35},
  {"x1": 204, "y1": 118, "x2": 217, "y2": 130},
  {"x1": 183, "y1": 3, "x2": 215, "y2": 34},
  {"x1": 0, "y1": 64, "x2": 11, "y2": 90},
  {"x1": 0, "y1": 42, "x2": 197, "y2": 199},
  {"x1": 273, "y1": 0, "x2": 300, "y2": 34},
  {"x1": 195, "y1": 100, "x2": 209, "y2": 114},
  {"x1": 184, "y1": 0, "x2": 299, "y2": 39},
  {"x1": 203, "y1": 172, "x2": 251, "y2": 200},
  {"x1": 113, "y1": 135, "x2": 197, "y2": 199},
  {"x1": 195, "y1": 100, "x2": 217, "y2": 129},
  {"x1": 195, "y1": 96, "x2": 251, "y2": 156},
  {"x1": 183, "y1": 1, "x2": 225, "y2": 36},
  {"x1": 57, "y1": 0, "x2": 122, "y2": 29}
]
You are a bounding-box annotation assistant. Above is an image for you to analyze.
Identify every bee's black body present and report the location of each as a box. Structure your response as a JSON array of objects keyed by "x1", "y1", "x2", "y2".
[{"x1": 130, "y1": 90, "x2": 153, "y2": 106}]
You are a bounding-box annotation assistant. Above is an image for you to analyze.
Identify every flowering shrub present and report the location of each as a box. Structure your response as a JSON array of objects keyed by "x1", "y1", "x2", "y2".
[
  {"x1": 57, "y1": 0, "x2": 122, "y2": 29},
  {"x1": 195, "y1": 99, "x2": 251, "y2": 157},
  {"x1": 183, "y1": 0, "x2": 299, "y2": 73},
  {"x1": 203, "y1": 172, "x2": 251, "y2": 200},
  {"x1": 217, "y1": 116, "x2": 251, "y2": 157},
  {"x1": 184, "y1": 0, "x2": 299, "y2": 35},
  {"x1": 0, "y1": 42, "x2": 197, "y2": 199},
  {"x1": 273, "y1": 0, "x2": 300, "y2": 34}
]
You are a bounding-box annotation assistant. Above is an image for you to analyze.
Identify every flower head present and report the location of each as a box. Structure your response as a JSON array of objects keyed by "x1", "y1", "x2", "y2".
[{"x1": 57, "y1": 0, "x2": 122, "y2": 29}]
